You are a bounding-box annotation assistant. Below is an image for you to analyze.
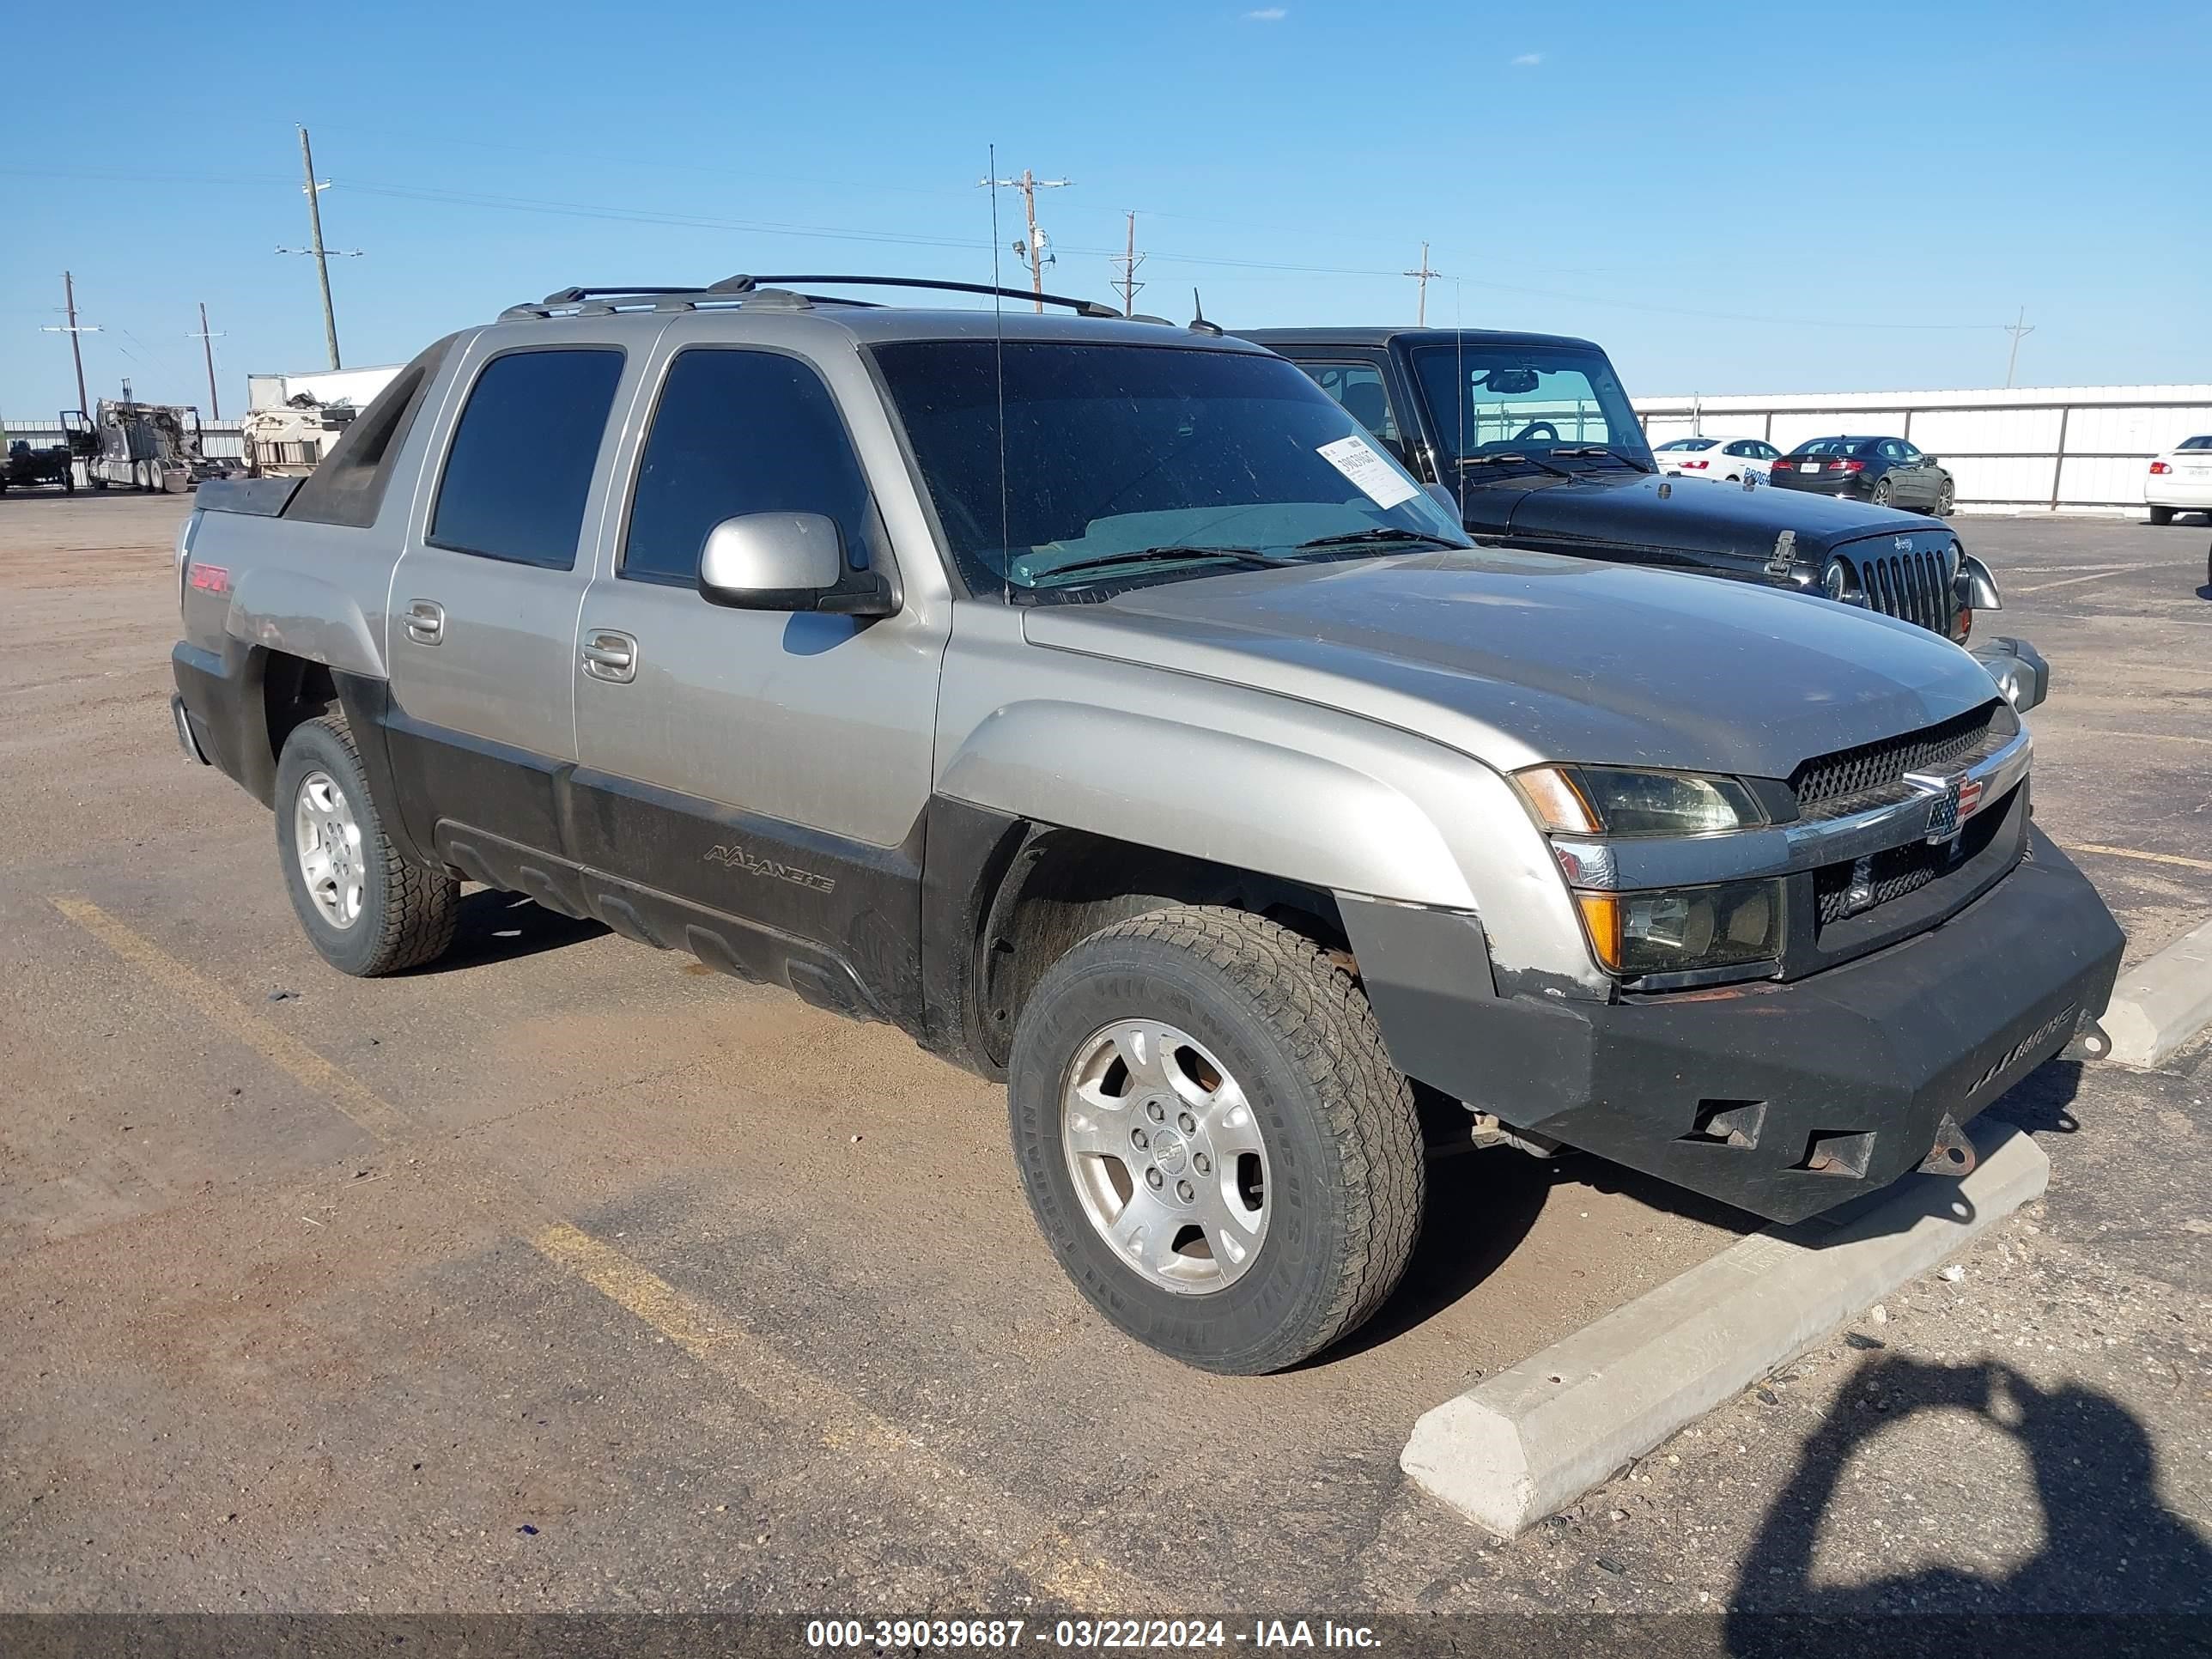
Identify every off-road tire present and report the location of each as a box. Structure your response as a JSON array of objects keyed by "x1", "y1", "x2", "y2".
[
  {"x1": 1008, "y1": 905, "x2": 1424, "y2": 1374},
  {"x1": 275, "y1": 714, "x2": 459, "y2": 976},
  {"x1": 2148, "y1": 504, "x2": 2174, "y2": 526}
]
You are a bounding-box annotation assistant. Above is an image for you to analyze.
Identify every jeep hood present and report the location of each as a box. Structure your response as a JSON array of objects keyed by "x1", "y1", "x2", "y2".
[
  {"x1": 1021, "y1": 548, "x2": 1999, "y2": 778},
  {"x1": 1462, "y1": 468, "x2": 1948, "y2": 560}
]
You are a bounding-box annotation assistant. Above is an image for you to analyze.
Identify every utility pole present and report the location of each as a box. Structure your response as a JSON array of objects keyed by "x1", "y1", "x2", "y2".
[
  {"x1": 285, "y1": 125, "x2": 345, "y2": 369},
  {"x1": 1113, "y1": 210, "x2": 1146, "y2": 318},
  {"x1": 978, "y1": 167, "x2": 1073, "y2": 312},
  {"x1": 41, "y1": 271, "x2": 99, "y2": 415},
  {"x1": 188, "y1": 301, "x2": 225, "y2": 419},
  {"x1": 1403, "y1": 241, "x2": 1442, "y2": 327},
  {"x1": 2002, "y1": 306, "x2": 2034, "y2": 389}
]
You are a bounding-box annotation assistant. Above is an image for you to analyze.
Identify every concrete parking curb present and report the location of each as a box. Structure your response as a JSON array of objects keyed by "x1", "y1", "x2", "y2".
[
  {"x1": 2102, "y1": 914, "x2": 2212, "y2": 1069},
  {"x1": 1399, "y1": 1119, "x2": 2049, "y2": 1537}
]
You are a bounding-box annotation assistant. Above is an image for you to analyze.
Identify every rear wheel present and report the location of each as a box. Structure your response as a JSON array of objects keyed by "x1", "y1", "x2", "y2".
[
  {"x1": 2148, "y1": 505, "x2": 2175, "y2": 526},
  {"x1": 275, "y1": 715, "x2": 459, "y2": 976},
  {"x1": 1008, "y1": 906, "x2": 1424, "y2": 1374},
  {"x1": 1872, "y1": 478, "x2": 1895, "y2": 507}
]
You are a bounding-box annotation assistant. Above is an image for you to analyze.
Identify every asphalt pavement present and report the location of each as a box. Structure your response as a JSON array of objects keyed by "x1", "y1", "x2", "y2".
[{"x1": 0, "y1": 493, "x2": 2204, "y2": 1648}]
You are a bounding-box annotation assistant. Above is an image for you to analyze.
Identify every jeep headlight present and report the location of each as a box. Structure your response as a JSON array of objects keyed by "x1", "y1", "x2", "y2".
[
  {"x1": 1574, "y1": 878, "x2": 1784, "y2": 977},
  {"x1": 1516, "y1": 766, "x2": 1767, "y2": 838}
]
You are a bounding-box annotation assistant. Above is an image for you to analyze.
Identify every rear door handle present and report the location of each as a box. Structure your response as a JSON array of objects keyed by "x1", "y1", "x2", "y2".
[
  {"x1": 580, "y1": 629, "x2": 637, "y2": 684},
  {"x1": 403, "y1": 599, "x2": 444, "y2": 646}
]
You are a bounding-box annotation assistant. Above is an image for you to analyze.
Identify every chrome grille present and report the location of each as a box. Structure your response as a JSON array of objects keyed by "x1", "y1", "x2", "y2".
[{"x1": 1791, "y1": 702, "x2": 2004, "y2": 814}]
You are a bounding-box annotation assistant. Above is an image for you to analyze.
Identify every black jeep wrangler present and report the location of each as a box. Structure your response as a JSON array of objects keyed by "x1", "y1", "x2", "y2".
[{"x1": 1241, "y1": 326, "x2": 2045, "y2": 711}]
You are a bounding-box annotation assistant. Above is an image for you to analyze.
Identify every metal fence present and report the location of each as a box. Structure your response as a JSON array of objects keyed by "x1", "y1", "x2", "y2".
[
  {"x1": 1633, "y1": 386, "x2": 2212, "y2": 515},
  {"x1": 2, "y1": 418, "x2": 246, "y2": 462}
]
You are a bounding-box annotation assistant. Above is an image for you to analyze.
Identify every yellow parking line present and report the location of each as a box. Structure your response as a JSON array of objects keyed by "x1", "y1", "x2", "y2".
[
  {"x1": 529, "y1": 1220, "x2": 1145, "y2": 1606},
  {"x1": 2072, "y1": 843, "x2": 2212, "y2": 875},
  {"x1": 50, "y1": 896, "x2": 416, "y2": 1145},
  {"x1": 50, "y1": 894, "x2": 1144, "y2": 1606}
]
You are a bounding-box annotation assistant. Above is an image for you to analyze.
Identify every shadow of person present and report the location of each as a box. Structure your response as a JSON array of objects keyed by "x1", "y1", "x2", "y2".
[{"x1": 1727, "y1": 1354, "x2": 2212, "y2": 1658}]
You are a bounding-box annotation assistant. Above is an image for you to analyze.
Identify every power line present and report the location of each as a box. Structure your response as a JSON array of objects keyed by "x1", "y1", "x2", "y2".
[{"x1": 979, "y1": 168, "x2": 1073, "y2": 313}]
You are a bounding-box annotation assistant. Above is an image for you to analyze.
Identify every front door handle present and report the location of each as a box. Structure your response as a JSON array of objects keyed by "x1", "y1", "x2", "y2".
[
  {"x1": 580, "y1": 629, "x2": 638, "y2": 684},
  {"x1": 403, "y1": 599, "x2": 445, "y2": 646}
]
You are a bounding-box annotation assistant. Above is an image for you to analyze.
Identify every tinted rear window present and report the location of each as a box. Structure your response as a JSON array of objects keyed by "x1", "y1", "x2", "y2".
[
  {"x1": 429, "y1": 348, "x2": 624, "y2": 568},
  {"x1": 1657, "y1": 438, "x2": 1717, "y2": 451},
  {"x1": 2179, "y1": 435, "x2": 2212, "y2": 451},
  {"x1": 1794, "y1": 437, "x2": 1869, "y2": 457}
]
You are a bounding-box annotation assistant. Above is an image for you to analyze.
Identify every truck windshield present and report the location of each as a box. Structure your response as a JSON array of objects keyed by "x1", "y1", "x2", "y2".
[
  {"x1": 870, "y1": 340, "x2": 1468, "y2": 601},
  {"x1": 1407, "y1": 343, "x2": 1650, "y2": 469}
]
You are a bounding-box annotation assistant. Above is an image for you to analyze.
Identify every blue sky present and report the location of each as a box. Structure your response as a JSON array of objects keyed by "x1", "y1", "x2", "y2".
[{"x1": 7, "y1": 0, "x2": 2206, "y2": 419}]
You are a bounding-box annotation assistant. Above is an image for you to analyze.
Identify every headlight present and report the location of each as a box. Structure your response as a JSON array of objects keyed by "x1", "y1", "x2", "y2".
[
  {"x1": 1574, "y1": 878, "x2": 1784, "y2": 977},
  {"x1": 1516, "y1": 765, "x2": 1767, "y2": 838},
  {"x1": 1821, "y1": 556, "x2": 1860, "y2": 604}
]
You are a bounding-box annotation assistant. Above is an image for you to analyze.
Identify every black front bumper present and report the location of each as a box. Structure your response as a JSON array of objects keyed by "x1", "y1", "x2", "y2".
[{"x1": 1347, "y1": 829, "x2": 2124, "y2": 1224}]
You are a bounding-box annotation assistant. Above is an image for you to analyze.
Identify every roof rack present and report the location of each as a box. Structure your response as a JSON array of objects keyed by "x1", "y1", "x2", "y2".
[{"x1": 500, "y1": 273, "x2": 1128, "y2": 322}]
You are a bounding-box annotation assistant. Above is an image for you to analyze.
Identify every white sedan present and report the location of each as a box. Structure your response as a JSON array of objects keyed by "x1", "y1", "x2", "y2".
[
  {"x1": 2145, "y1": 435, "x2": 2212, "y2": 526},
  {"x1": 1652, "y1": 434, "x2": 1780, "y2": 483}
]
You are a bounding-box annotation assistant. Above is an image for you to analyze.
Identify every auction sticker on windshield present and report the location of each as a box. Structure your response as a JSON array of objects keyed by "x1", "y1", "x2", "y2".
[{"x1": 1316, "y1": 434, "x2": 1419, "y2": 509}]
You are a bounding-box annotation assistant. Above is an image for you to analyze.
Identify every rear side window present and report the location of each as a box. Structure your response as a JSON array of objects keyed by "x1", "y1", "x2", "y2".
[
  {"x1": 622, "y1": 349, "x2": 877, "y2": 586},
  {"x1": 283, "y1": 334, "x2": 455, "y2": 528},
  {"x1": 429, "y1": 348, "x2": 624, "y2": 569}
]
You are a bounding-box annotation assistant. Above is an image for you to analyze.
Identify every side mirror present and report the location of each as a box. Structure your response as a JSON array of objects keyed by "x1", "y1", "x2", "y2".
[
  {"x1": 1921, "y1": 455, "x2": 1942, "y2": 468},
  {"x1": 697, "y1": 512, "x2": 896, "y2": 617},
  {"x1": 1954, "y1": 552, "x2": 2002, "y2": 611}
]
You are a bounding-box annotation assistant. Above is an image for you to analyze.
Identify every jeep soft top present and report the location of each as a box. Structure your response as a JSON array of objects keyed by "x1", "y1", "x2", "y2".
[{"x1": 169, "y1": 274, "x2": 2122, "y2": 1372}]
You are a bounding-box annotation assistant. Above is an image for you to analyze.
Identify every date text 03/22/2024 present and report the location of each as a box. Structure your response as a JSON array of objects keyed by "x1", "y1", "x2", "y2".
[{"x1": 802, "y1": 1619, "x2": 1381, "y2": 1650}]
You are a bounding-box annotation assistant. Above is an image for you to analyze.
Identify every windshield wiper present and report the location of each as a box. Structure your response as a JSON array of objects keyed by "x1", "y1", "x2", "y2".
[
  {"x1": 1456, "y1": 451, "x2": 1577, "y2": 480},
  {"x1": 1031, "y1": 544, "x2": 1294, "y2": 584},
  {"x1": 1292, "y1": 527, "x2": 1464, "y2": 553},
  {"x1": 1553, "y1": 445, "x2": 1654, "y2": 473}
]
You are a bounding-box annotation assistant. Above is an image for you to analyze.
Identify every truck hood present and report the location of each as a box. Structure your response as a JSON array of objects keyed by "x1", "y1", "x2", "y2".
[
  {"x1": 1021, "y1": 548, "x2": 1999, "y2": 778},
  {"x1": 1463, "y1": 468, "x2": 1948, "y2": 561}
]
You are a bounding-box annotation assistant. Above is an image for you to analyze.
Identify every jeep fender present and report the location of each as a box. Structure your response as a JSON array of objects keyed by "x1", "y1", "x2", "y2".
[
  {"x1": 224, "y1": 564, "x2": 386, "y2": 678},
  {"x1": 935, "y1": 699, "x2": 1607, "y2": 999}
]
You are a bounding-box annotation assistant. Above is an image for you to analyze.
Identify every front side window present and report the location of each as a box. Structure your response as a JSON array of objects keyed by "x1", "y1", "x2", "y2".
[
  {"x1": 870, "y1": 341, "x2": 1466, "y2": 603},
  {"x1": 1405, "y1": 343, "x2": 1649, "y2": 469},
  {"x1": 1297, "y1": 362, "x2": 1402, "y2": 446},
  {"x1": 623, "y1": 349, "x2": 878, "y2": 586},
  {"x1": 429, "y1": 348, "x2": 624, "y2": 568}
]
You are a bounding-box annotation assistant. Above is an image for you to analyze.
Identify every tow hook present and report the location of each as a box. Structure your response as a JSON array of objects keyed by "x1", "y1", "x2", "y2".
[
  {"x1": 1916, "y1": 1113, "x2": 1978, "y2": 1178},
  {"x1": 2067, "y1": 1018, "x2": 2112, "y2": 1061}
]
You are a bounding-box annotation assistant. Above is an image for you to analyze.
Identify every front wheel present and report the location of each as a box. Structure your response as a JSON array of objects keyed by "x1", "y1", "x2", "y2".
[
  {"x1": 1008, "y1": 907, "x2": 1424, "y2": 1374},
  {"x1": 1936, "y1": 480, "x2": 1955, "y2": 515},
  {"x1": 275, "y1": 715, "x2": 459, "y2": 976}
]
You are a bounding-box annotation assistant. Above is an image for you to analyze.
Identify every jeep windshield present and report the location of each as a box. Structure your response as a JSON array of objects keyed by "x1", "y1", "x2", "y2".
[
  {"x1": 1406, "y1": 343, "x2": 1652, "y2": 474},
  {"x1": 869, "y1": 340, "x2": 1469, "y2": 601}
]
